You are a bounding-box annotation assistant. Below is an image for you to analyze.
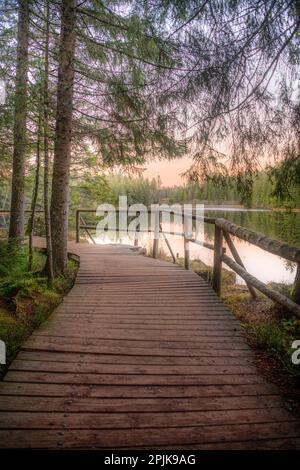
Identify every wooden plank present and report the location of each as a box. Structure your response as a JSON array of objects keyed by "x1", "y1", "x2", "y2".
[
  {"x1": 0, "y1": 422, "x2": 299, "y2": 448},
  {"x1": 16, "y1": 350, "x2": 254, "y2": 365},
  {"x1": 0, "y1": 394, "x2": 283, "y2": 413},
  {"x1": 9, "y1": 359, "x2": 258, "y2": 376},
  {"x1": 0, "y1": 382, "x2": 278, "y2": 398},
  {"x1": 22, "y1": 343, "x2": 253, "y2": 357},
  {"x1": 24, "y1": 335, "x2": 250, "y2": 350},
  {"x1": 45, "y1": 317, "x2": 237, "y2": 325},
  {"x1": 53, "y1": 308, "x2": 231, "y2": 314},
  {"x1": 32, "y1": 329, "x2": 243, "y2": 340},
  {"x1": 0, "y1": 408, "x2": 295, "y2": 430},
  {"x1": 47, "y1": 316, "x2": 239, "y2": 325},
  {"x1": 40, "y1": 322, "x2": 240, "y2": 332},
  {"x1": 4, "y1": 371, "x2": 265, "y2": 386},
  {"x1": 126, "y1": 438, "x2": 300, "y2": 450}
]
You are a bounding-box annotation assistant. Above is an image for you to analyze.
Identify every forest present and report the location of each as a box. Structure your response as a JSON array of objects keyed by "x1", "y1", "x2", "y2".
[
  {"x1": 1, "y1": 0, "x2": 300, "y2": 452},
  {"x1": 0, "y1": 0, "x2": 300, "y2": 282},
  {"x1": 162, "y1": 170, "x2": 300, "y2": 208}
]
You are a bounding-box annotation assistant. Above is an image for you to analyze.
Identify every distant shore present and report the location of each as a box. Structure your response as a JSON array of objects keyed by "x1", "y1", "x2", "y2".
[
  {"x1": 272, "y1": 207, "x2": 300, "y2": 213},
  {"x1": 186, "y1": 202, "x2": 300, "y2": 212}
]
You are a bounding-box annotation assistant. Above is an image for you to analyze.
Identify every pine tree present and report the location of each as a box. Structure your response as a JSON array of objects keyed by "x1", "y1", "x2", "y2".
[
  {"x1": 50, "y1": 0, "x2": 76, "y2": 276},
  {"x1": 43, "y1": 0, "x2": 54, "y2": 283},
  {"x1": 8, "y1": 0, "x2": 29, "y2": 242}
]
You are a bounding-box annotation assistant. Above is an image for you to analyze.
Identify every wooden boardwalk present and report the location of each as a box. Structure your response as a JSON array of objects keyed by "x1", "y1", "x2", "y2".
[{"x1": 0, "y1": 242, "x2": 299, "y2": 449}]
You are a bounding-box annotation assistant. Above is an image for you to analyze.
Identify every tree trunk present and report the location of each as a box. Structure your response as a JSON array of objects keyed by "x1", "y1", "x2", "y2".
[
  {"x1": 28, "y1": 109, "x2": 41, "y2": 271},
  {"x1": 43, "y1": 0, "x2": 54, "y2": 284},
  {"x1": 50, "y1": 0, "x2": 76, "y2": 276},
  {"x1": 9, "y1": 0, "x2": 29, "y2": 242}
]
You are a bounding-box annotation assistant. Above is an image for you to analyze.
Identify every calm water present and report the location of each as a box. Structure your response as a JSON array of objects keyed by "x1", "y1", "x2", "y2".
[{"x1": 94, "y1": 207, "x2": 300, "y2": 285}]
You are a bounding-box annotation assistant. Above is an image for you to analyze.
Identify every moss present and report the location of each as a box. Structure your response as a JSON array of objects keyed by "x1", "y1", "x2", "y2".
[
  {"x1": 0, "y1": 312, "x2": 28, "y2": 370},
  {"x1": 0, "y1": 243, "x2": 78, "y2": 379},
  {"x1": 248, "y1": 321, "x2": 300, "y2": 376},
  {"x1": 222, "y1": 284, "x2": 300, "y2": 378}
]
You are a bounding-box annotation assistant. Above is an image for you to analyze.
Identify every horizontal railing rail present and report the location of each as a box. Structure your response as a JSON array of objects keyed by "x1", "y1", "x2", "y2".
[
  {"x1": 0, "y1": 210, "x2": 45, "y2": 214},
  {"x1": 215, "y1": 218, "x2": 300, "y2": 264}
]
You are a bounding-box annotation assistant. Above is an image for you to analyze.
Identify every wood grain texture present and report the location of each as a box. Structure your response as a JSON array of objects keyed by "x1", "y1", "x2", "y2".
[{"x1": 0, "y1": 241, "x2": 299, "y2": 449}]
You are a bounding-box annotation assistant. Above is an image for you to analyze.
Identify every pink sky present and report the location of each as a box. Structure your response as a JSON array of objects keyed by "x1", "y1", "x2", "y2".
[{"x1": 143, "y1": 156, "x2": 192, "y2": 186}]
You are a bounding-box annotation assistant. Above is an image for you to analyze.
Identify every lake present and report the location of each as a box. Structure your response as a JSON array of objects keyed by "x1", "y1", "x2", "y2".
[
  {"x1": 196, "y1": 207, "x2": 299, "y2": 285},
  {"x1": 93, "y1": 206, "x2": 300, "y2": 286}
]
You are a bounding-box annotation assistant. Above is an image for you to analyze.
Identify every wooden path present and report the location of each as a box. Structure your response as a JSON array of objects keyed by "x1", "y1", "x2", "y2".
[{"x1": 0, "y1": 242, "x2": 299, "y2": 449}]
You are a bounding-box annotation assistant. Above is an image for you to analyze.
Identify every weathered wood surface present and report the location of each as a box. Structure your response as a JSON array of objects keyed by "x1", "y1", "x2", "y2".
[
  {"x1": 216, "y1": 218, "x2": 300, "y2": 263},
  {"x1": 0, "y1": 241, "x2": 299, "y2": 449},
  {"x1": 222, "y1": 231, "x2": 257, "y2": 300}
]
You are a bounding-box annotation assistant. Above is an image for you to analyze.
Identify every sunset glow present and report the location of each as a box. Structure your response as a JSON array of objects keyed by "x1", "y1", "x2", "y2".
[{"x1": 143, "y1": 156, "x2": 192, "y2": 186}]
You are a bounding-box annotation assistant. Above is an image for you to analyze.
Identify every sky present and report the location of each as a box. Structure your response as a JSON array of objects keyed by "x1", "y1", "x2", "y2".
[{"x1": 142, "y1": 156, "x2": 192, "y2": 186}]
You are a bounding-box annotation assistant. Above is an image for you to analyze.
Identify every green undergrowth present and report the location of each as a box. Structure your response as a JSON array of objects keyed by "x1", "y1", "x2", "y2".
[
  {"x1": 222, "y1": 285, "x2": 300, "y2": 378},
  {"x1": 0, "y1": 241, "x2": 78, "y2": 378}
]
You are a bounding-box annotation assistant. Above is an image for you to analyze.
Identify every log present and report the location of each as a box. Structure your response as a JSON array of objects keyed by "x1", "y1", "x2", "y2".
[
  {"x1": 221, "y1": 254, "x2": 300, "y2": 318},
  {"x1": 152, "y1": 210, "x2": 160, "y2": 259},
  {"x1": 184, "y1": 237, "x2": 190, "y2": 270},
  {"x1": 292, "y1": 264, "x2": 300, "y2": 305},
  {"x1": 216, "y1": 218, "x2": 300, "y2": 263},
  {"x1": 212, "y1": 225, "x2": 223, "y2": 295},
  {"x1": 160, "y1": 224, "x2": 176, "y2": 263},
  {"x1": 223, "y1": 231, "x2": 257, "y2": 300}
]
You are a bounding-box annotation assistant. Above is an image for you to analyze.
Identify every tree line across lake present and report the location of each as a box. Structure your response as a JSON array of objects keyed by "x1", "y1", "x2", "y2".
[
  {"x1": 1, "y1": 167, "x2": 299, "y2": 222},
  {"x1": 0, "y1": 164, "x2": 300, "y2": 245}
]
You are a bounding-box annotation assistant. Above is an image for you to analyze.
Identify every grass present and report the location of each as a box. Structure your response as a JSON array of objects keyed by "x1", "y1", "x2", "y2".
[
  {"x1": 249, "y1": 320, "x2": 300, "y2": 376},
  {"x1": 222, "y1": 284, "x2": 300, "y2": 378},
  {"x1": 0, "y1": 241, "x2": 78, "y2": 378}
]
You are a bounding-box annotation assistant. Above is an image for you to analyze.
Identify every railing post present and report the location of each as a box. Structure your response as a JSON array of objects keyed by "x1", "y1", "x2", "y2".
[
  {"x1": 212, "y1": 225, "x2": 223, "y2": 295},
  {"x1": 152, "y1": 208, "x2": 160, "y2": 259},
  {"x1": 183, "y1": 211, "x2": 190, "y2": 269},
  {"x1": 184, "y1": 236, "x2": 190, "y2": 270},
  {"x1": 134, "y1": 212, "x2": 139, "y2": 247},
  {"x1": 160, "y1": 223, "x2": 176, "y2": 263},
  {"x1": 76, "y1": 210, "x2": 80, "y2": 243},
  {"x1": 223, "y1": 230, "x2": 257, "y2": 299}
]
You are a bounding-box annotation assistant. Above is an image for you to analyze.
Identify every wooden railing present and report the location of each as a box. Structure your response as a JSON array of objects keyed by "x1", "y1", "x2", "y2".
[{"x1": 76, "y1": 208, "x2": 299, "y2": 318}]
